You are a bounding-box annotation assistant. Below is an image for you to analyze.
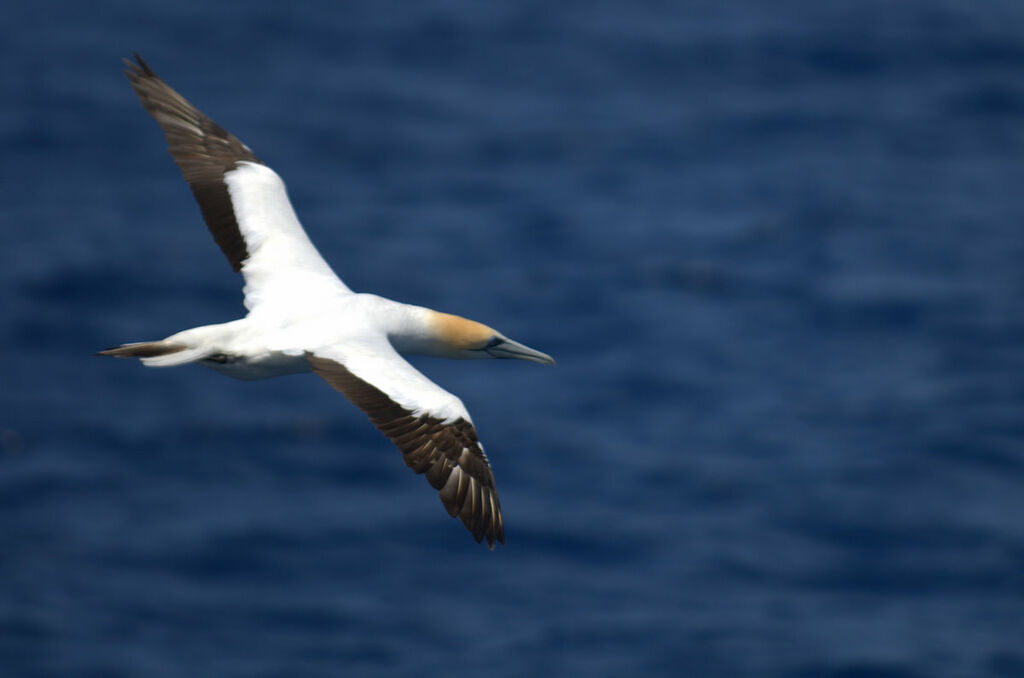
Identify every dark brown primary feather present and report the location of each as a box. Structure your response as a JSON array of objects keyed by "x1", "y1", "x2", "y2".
[
  {"x1": 307, "y1": 355, "x2": 506, "y2": 549},
  {"x1": 123, "y1": 53, "x2": 258, "y2": 272},
  {"x1": 96, "y1": 341, "x2": 187, "y2": 358}
]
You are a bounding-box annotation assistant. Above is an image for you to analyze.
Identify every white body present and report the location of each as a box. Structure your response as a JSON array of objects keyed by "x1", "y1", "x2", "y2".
[
  {"x1": 141, "y1": 163, "x2": 525, "y2": 424},
  {"x1": 110, "y1": 55, "x2": 554, "y2": 548}
]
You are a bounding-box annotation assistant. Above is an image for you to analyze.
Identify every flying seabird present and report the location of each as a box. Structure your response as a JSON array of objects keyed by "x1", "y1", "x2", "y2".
[{"x1": 100, "y1": 54, "x2": 554, "y2": 549}]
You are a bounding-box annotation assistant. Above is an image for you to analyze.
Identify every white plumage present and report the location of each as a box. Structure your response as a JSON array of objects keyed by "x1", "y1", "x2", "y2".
[{"x1": 101, "y1": 54, "x2": 554, "y2": 548}]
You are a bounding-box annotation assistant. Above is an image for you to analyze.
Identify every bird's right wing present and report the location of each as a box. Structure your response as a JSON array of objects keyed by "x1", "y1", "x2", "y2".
[
  {"x1": 306, "y1": 343, "x2": 505, "y2": 548},
  {"x1": 123, "y1": 54, "x2": 350, "y2": 311}
]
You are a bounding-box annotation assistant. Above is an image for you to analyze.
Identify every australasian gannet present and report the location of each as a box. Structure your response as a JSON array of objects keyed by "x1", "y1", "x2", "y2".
[{"x1": 100, "y1": 54, "x2": 554, "y2": 549}]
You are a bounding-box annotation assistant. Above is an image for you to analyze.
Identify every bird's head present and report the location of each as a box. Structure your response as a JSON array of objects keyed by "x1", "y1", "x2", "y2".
[{"x1": 431, "y1": 312, "x2": 555, "y2": 364}]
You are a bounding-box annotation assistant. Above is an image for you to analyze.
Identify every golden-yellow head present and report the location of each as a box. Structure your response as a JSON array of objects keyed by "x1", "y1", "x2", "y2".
[{"x1": 430, "y1": 311, "x2": 555, "y2": 364}]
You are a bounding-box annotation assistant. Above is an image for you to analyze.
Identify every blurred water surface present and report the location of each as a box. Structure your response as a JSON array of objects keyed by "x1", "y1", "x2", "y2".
[{"x1": 3, "y1": 2, "x2": 1024, "y2": 676}]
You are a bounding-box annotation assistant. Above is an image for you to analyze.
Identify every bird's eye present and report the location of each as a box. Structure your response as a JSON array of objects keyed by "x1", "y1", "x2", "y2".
[{"x1": 483, "y1": 337, "x2": 503, "y2": 349}]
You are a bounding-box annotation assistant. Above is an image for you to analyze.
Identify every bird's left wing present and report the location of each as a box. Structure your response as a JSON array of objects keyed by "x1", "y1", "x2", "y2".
[
  {"x1": 123, "y1": 54, "x2": 350, "y2": 311},
  {"x1": 307, "y1": 345, "x2": 505, "y2": 548}
]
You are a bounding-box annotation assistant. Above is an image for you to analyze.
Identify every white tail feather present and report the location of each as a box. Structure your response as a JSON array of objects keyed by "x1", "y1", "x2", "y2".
[{"x1": 140, "y1": 347, "x2": 210, "y2": 367}]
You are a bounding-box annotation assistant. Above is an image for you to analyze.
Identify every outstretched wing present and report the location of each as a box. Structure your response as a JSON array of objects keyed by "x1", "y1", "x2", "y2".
[
  {"x1": 307, "y1": 344, "x2": 505, "y2": 549},
  {"x1": 123, "y1": 54, "x2": 349, "y2": 311}
]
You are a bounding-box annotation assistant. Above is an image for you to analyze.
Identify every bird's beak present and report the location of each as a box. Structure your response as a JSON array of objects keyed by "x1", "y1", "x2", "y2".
[{"x1": 485, "y1": 337, "x2": 556, "y2": 365}]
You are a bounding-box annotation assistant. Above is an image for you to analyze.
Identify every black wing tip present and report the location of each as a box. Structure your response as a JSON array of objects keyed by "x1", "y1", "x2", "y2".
[
  {"x1": 463, "y1": 489, "x2": 505, "y2": 549},
  {"x1": 469, "y1": 520, "x2": 505, "y2": 550},
  {"x1": 487, "y1": 528, "x2": 507, "y2": 550},
  {"x1": 472, "y1": 527, "x2": 505, "y2": 550},
  {"x1": 308, "y1": 355, "x2": 508, "y2": 550},
  {"x1": 123, "y1": 52, "x2": 155, "y2": 81}
]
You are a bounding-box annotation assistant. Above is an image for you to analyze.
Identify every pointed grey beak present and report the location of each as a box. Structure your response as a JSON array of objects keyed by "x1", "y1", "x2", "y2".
[{"x1": 485, "y1": 337, "x2": 556, "y2": 365}]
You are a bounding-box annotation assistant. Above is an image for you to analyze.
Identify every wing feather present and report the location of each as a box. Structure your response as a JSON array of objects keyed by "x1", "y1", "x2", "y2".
[
  {"x1": 307, "y1": 349, "x2": 505, "y2": 548},
  {"x1": 123, "y1": 54, "x2": 349, "y2": 311}
]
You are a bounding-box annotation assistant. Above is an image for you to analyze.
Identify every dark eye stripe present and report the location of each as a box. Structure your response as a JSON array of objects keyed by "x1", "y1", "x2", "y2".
[{"x1": 484, "y1": 337, "x2": 503, "y2": 349}]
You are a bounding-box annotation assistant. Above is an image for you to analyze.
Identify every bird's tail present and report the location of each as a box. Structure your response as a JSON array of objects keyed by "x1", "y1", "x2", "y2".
[{"x1": 96, "y1": 341, "x2": 207, "y2": 367}]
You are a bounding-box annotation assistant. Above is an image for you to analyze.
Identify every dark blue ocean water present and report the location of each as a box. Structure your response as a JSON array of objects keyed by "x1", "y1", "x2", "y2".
[{"x1": 4, "y1": 2, "x2": 1024, "y2": 676}]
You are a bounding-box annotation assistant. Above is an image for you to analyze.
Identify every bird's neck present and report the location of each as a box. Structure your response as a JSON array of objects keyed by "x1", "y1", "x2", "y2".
[{"x1": 370, "y1": 297, "x2": 491, "y2": 359}]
